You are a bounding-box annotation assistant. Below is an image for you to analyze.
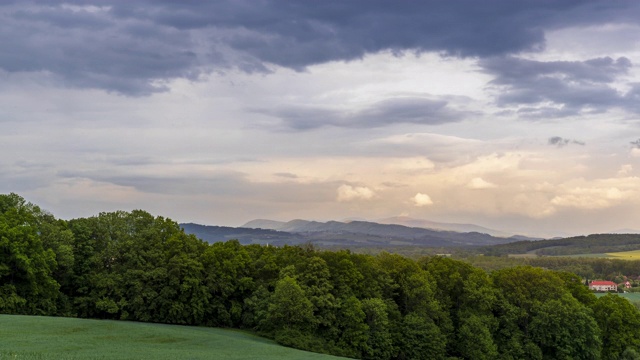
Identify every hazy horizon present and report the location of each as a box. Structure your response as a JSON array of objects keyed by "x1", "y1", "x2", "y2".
[{"x1": 2, "y1": 1, "x2": 640, "y2": 238}]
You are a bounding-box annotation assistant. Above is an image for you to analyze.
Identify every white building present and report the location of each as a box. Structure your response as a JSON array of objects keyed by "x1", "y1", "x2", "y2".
[{"x1": 589, "y1": 280, "x2": 617, "y2": 292}]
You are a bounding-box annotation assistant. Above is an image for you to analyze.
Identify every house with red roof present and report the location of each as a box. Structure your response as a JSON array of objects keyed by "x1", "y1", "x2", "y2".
[{"x1": 589, "y1": 280, "x2": 617, "y2": 292}]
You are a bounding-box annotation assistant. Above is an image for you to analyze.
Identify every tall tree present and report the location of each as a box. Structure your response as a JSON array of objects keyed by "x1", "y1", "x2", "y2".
[
  {"x1": 361, "y1": 297, "x2": 394, "y2": 360},
  {"x1": 0, "y1": 193, "x2": 59, "y2": 315},
  {"x1": 529, "y1": 294, "x2": 601, "y2": 360},
  {"x1": 422, "y1": 256, "x2": 497, "y2": 358},
  {"x1": 266, "y1": 276, "x2": 315, "y2": 332},
  {"x1": 296, "y1": 256, "x2": 337, "y2": 333},
  {"x1": 203, "y1": 240, "x2": 254, "y2": 327},
  {"x1": 334, "y1": 296, "x2": 369, "y2": 358}
]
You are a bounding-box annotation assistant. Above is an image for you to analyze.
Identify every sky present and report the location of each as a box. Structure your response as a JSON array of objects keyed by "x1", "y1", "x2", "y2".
[{"x1": 2, "y1": 1, "x2": 640, "y2": 238}]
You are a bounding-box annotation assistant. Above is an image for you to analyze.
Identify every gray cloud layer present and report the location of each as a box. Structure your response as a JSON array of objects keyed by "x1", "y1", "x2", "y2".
[
  {"x1": 57, "y1": 168, "x2": 339, "y2": 204},
  {"x1": 548, "y1": 136, "x2": 585, "y2": 147},
  {"x1": 481, "y1": 56, "x2": 635, "y2": 118},
  {"x1": 255, "y1": 97, "x2": 465, "y2": 130},
  {"x1": 2, "y1": 1, "x2": 640, "y2": 95}
]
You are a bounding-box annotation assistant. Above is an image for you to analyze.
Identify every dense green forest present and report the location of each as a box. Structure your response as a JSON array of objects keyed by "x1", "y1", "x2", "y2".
[{"x1": 2, "y1": 193, "x2": 640, "y2": 360}]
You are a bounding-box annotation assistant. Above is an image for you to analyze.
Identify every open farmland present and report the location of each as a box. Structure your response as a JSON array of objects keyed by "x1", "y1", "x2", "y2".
[
  {"x1": 607, "y1": 250, "x2": 640, "y2": 260},
  {"x1": 0, "y1": 315, "x2": 346, "y2": 360},
  {"x1": 563, "y1": 250, "x2": 640, "y2": 260}
]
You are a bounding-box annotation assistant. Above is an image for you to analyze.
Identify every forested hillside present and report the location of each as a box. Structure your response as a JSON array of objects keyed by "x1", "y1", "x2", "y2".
[
  {"x1": 181, "y1": 220, "x2": 516, "y2": 248},
  {"x1": 481, "y1": 234, "x2": 640, "y2": 256},
  {"x1": 2, "y1": 193, "x2": 640, "y2": 359}
]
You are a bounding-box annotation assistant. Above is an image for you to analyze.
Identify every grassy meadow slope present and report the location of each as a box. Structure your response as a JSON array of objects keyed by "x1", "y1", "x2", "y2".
[{"x1": 0, "y1": 315, "x2": 346, "y2": 360}]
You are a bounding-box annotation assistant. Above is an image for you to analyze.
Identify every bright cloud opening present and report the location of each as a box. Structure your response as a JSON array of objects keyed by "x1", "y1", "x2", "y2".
[
  {"x1": 337, "y1": 185, "x2": 375, "y2": 202},
  {"x1": 412, "y1": 193, "x2": 434, "y2": 207},
  {"x1": 467, "y1": 177, "x2": 497, "y2": 189}
]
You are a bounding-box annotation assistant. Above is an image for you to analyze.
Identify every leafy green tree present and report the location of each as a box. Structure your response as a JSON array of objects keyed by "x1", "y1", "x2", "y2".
[
  {"x1": 397, "y1": 312, "x2": 447, "y2": 360},
  {"x1": 361, "y1": 298, "x2": 394, "y2": 360},
  {"x1": 37, "y1": 212, "x2": 75, "y2": 315},
  {"x1": 244, "y1": 244, "x2": 280, "y2": 290},
  {"x1": 117, "y1": 210, "x2": 168, "y2": 322},
  {"x1": 556, "y1": 271, "x2": 597, "y2": 307},
  {"x1": 422, "y1": 257, "x2": 497, "y2": 358},
  {"x1": 67, "y1": 213, "x2": 128, "y2": 319},
  {"x1": 296, "y1": 256, "x2": 337, "y2": 332},
  {"x1": 592, "y1": 294, "x2": 640, "y2": 360},
  {"x1": 492, "y1": 292, "x2": 537, "y2": 360},
  {"x1": 243, "y1": 285, "x2": 271, "y2": 330},
  {"x1": 377, "y1": 253, "x2": 444, "y2": 317},
  {"x1": 492, "y1": 266, "x2": 567, "y2": 315},
  {"x1": 68, "y1": 210, "x2": 209, "y2": 324},
  {"x1": 159, "y1": 229, "x2": 209, "y2": 324},
  {"x1": 0, "y1": 193, "x2": 59, "y2": 315},
  {"x1": 334, "y1": 296, "x2": 369, "y2": 358},
  {"x1": 456, "y1": 311, "x2": 498, "y2": 360},
  {"x1": 319, "y1": 250, "x2": 364, "y2": 298},
  {"x1": 266, "y1": 276, "x2": 315, "y2": 332},
  {"x1": 203, "y1": 240, "x2": 254, "y2": 327},
  {"x1": 350, "y1": 253, "x2": 392, "y2": 300},
  {"x1": 491, "y1": 266, "x2": 603, "y2": 360},
  {"x1": 529, "y1": 294, "x2": 601, "y2": 360},
  {"x1": 621, "y1": 348, "x2": 640, "y2": 360}
]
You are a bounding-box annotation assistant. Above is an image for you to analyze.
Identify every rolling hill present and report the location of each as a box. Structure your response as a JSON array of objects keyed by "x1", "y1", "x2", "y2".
[
  {"x1": 481, "y1": 233, "x2": 640, "y2": 256},
  {"x1": 375, "y1": 216, "x2": 513, "y2": 237},
  {"x1": 0, "y1": 315, "x2": 345, "y2": 360},
  {"x1": 183, "y1": 219, "x2": 523, "y2": 248}
]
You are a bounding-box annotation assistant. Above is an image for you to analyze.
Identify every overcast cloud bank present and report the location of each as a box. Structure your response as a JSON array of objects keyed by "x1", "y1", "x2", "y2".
[{"x1": 2, "y1": 1, "x2": 640, "y2": 237}]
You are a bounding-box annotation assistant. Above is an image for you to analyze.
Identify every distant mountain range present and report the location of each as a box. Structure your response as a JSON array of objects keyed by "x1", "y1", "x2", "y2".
[
  {"x1": 181, "y1": 218, "x2": 537, "y2": 248},
  {"x1": 242, "y1": 217, "x2": 512, "y2": 236},
  {"x1": 375, "y1": 216, "x2": 513, "y2": 237}
]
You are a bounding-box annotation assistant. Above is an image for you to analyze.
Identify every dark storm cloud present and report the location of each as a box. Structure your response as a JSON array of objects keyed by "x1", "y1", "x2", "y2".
[
  {"x1": 254, "y1": 97, "x2": 465, "y2": 130},
  {"x1": 0, "y1": 4, "x2": 203, "y2": 95},
  {"x1": 548, "y1": 136, "x2": 585, "y2": 147},
  {"x1": 2, "y1": 1, "x2": 640, "y2": 95},
  {"x1": 481, "y1": 56, "x2": 635, "y2": 117}
]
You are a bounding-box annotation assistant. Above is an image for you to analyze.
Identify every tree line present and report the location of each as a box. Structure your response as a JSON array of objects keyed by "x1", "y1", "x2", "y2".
[
  {"x1": 2, "y1": 193, "x2": 640, "y2": 360},
  {"x1": 457, "y1": 255, "x2": 640, "y2": 283},
  {"x1": 480, "y1": 234, "x2": 640, "y2": 257}
]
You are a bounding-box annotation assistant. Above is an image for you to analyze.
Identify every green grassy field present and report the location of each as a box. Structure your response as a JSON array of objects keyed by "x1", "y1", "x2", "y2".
[
  {"x1": 0, "y1": 315, "x2": 346, "y2": 360},
  {"x1": 594, "y1": 292, "x2": 640, "y2": 301},
  {"x1": 541, "y1": 251, "x2": 640, "y2": 259},
  {"x1": 559, "y1": 253, "x2": 611, "y2": 258},
  {"x1": 510, "y1": 253, "x2": 614, "y2": 259},
  {"x1": 555, "y1": 250, "x2": 640, "y2": 260},
  {"x1": 607, "y1": 249, "x2": 640, "y2": 260}
]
